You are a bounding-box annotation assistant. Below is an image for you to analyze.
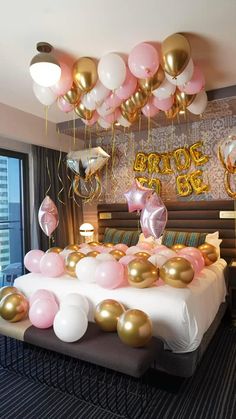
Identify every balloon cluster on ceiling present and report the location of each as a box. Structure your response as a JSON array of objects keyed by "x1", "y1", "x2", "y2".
[{"x1": 32, "y1": 33, "x2": 207, "y2": 128}]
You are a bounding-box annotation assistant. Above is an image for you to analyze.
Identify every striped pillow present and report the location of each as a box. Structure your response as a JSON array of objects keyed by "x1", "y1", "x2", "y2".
[
  {"x1": 162, "y1": 230, "x2": 207, "y2": 248},
  {"x1": 103, "y1": 228, "x2": 139, "y2": 246}
]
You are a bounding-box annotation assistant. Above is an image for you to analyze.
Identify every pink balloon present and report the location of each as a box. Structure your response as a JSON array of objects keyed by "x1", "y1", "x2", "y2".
[
  {"x1": 24, "y1": 250, "x2": 45, "y2": 273},
  {"x1": 38, "y1": 196, "x2": 59, "y2": 237},
  {"x1": 126, "y1": 246, "x2": 141, "y2": 255},
  {"x1": 51, "y1": 62, "x2": 73, "y2": 96},
  {"x1": 114, "y1": 243, "x2": 129, "y2": 252},
  {"x1": 148, "y1": 253, "x2": 168, "y2": 267},
  {"x1": 153, "y1": 95, "x2": 174, "y2": 111},
  {"x1": 142, "y1": 98, "x2": 159, "y2": 117},
  {"x1": 116, "y1": 67, "x2": 137, "y2": 100},
  {"x1": 158, "y1": 248, "x2": 177, "y2": 259},
  {"x1": 57, "y1": 97, "x2": 74, "y2": 113},
  {"x1": 140, "y1": 193, "x2": 167, "y2": 239},
  {"x1": 104, "y1": 108, "x2": 121, "y2": 124},
  {"x1": 30, "y1": 289, "x2": 57, "y2": 307},
  {"x1": 40, "y1": 253, "x2": 65, "y2": 277},
  {"x1": 179, "y1": 65, "x2": 205, "y2": 95},
  {"x1": 179, "y1": 247, "x2": 205, "y2": 273},
  {"x1": 83, "y1": 111, "x2": 99, "y2": 126},
  {"x1": 119, "y1": 255, "x2": 136, "y2": 266},
  {"x1": 152, "y1": 245, "x2": 168, "y2": 254},
  {"x1": 29, "y1": 298, "x2": 59, "y2": 329},
  {"x1": 124, "y1": 179, "x2": 153, "y2": 213},
  {"x1": 137, "y1": 242, "x2": 153, "y2": 251},
  {"x1": 128, "y1": 43, "x2": 159, "y2": 78},
  {"x1": 95, "y1": 261, "x2": 124, "y2": 289},
  {"x1": 104, "y1": 93, "x2": 122, "y2": 109}
]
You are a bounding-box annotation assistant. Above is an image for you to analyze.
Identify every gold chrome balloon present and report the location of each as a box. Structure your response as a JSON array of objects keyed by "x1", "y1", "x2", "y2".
[
  {"x1": 0, "y1": 286, "x2": 18, "y2": 302},
  {"x1": 63, "y1": 83, "x2": 81, "y2": 104},
  {"x1": 109, "y1": 249, "x2": 126, "y2": 261},
  {"x1": 127, "y1": 259, "x2": 158, "y2": 288},
  {"x1": 175, "y1": 90, "x2": 195, "y2": 108},
  {"x1": 117, "y1": 309, "x2": 152, "y2": 347},
  {"x1": 65, "y1": 244, "x2": 81, "y2": 251},
  {"x1": 121, "y1": 98, "x2": 137, "y2": 114},
  {"x1": 88, "y1": 241, "x2": 100, "y2": 247},
  {"x1": 131, "y1": 89, "x2": 148, "y2": 109},
  {"x1": 198, "y1": 243, "x2": 218, "y2": 266},
  {"x1": 138, "y1": 67, "x2": 165, "y2": 94},
  {"x1": 0, "y1": 293, "x2": 29, "y2": 322},
  {"x1": 103, "y1": 243, "x2": 114, "y2": 248},
  {"x1": 161, "y1": 33, "x2": 191, "y2": 77},
  {"x1": 165, "y1": 103, "x2": 179, "y2": 119},
  {"x1": 120, "y1": 109, "x2": 140, "y2": 124},
  {"x1": 171, "y1": 244, "x2": 186, "y2": 252},
  {"x1": 134, "y1": 251, "x2": 151, "y2": 259},
  {"x1": 160, "y1": 257, "x2": 194, "y2": 288},
  {"x1": 46, "y1": 247, "x2": 63, "y2": 254},
  {"x1": 73, "y1": 57, "x2": 98, "y2": 93},
  {"x1": 94, "y1": 299, "x2": 125, "y2": 332},
  {"x1": 74, "y1": 103, "x2": 94, "y2": 120},
  {"x1": 86, "y1": 251, "x2": 100, "y2": 257},
  {"x1": 65, "y1": 252, "x2": 85, "y2": 277}
]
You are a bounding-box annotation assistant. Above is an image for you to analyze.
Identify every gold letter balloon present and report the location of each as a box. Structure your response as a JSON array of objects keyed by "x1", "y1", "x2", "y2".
[
  {"x1": 94, "y1": 299, "x2": 125, "y2": 332},
  {"x1": 0, "y1": 293, "x2": 29, "y2": 322},
  {"x1": 127, "y1": 259, "x2": 158, "y2": 288},
  {"x1": 160, "y1": 257, "x2": 194, "y2": 288},
  {"x1": 117, "y1": 309, "x2": 152, "y2": 347}
]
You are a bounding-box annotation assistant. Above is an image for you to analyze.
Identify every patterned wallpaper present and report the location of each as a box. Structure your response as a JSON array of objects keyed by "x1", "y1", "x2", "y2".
[{"x1": 95, "y1": 98, "x2": 236, "y2": 203}]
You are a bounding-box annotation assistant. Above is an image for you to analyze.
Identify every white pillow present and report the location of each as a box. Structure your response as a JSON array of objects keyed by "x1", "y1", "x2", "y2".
[
  {"x1": 138, "y1": 233, "x2": 163, "y2": 247},
  {"x1": 205, "y1": 231, "x2": 222, "y2": 258}
]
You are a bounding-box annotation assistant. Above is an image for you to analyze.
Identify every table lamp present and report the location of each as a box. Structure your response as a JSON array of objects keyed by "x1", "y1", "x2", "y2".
[{"x1": 79, "y1": 223, "x2": 94, "y2": 243}]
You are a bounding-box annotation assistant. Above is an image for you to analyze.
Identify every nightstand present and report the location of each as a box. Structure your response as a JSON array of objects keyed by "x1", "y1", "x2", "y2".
[{"x1": 227, "y1": 260, "x2": 236, "y2": 325}]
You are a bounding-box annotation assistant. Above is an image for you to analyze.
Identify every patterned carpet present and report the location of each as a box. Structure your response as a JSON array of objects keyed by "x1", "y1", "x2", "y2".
[{"x1": 0, "y1": 320, "x2": 235, "y2": 419}]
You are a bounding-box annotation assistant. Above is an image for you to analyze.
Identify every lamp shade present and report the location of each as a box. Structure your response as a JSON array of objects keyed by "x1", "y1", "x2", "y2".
[
  {"x1": 79, "y1": 223, "x2": 94, "y2": 237},
  {"x1": 30, "y1": 43, "x2": 61, "y2": 87}
]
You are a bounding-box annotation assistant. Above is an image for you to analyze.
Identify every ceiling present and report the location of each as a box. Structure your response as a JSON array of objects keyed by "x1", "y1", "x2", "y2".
[{"x1": 0, "y1": 0, "x2": 236, "y2": 123}]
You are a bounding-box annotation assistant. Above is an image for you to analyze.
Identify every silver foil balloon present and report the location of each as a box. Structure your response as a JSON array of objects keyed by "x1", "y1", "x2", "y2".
[
  {"x1": 218, "y1": 131, "x2": 236, "y2": 174},
  {"x1": 140, "y1": 193, "x2": 167, "y2": 239},
  {"x1": 67, "y1": 147, "x2": 110, "y2": 179}
]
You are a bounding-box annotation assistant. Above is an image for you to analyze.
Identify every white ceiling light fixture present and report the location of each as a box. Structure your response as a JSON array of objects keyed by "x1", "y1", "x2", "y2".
[{"x1": 29, "y1": 42, "x2": 61, "y2": 87}]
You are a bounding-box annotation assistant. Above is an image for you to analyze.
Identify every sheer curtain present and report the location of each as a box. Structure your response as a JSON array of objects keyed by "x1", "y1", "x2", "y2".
[{"x1": 32, "y1": 145, "x2": 83, "y2": 251}]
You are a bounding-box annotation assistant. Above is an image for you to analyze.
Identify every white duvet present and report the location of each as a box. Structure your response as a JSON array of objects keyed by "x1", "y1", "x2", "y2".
[{"x1": 14, "y1": 258, "x2": 227, "y2": 353}]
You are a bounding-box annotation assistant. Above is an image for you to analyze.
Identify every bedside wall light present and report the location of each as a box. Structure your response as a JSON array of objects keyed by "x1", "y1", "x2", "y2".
[{"x1": 79, "y1": 223, "x2": 94, "y2": 243}]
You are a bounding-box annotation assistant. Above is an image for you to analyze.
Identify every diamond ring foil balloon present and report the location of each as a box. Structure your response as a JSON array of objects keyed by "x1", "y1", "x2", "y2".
[
  {"x1": 218, "y1": 131, "x2": 236, "y2": 174},
  {"x1": 38, "y1": 196, "x2": 59, "y2": 237},
  {"x1": 140, "y1": 193, "x2": 167, "y2": 239},
  {"x1": 67, "y1": 147, "x2": 110, "y2": 179},
  {"x1": 124, "y1": 179, "x2": 153, "y2": 212}
]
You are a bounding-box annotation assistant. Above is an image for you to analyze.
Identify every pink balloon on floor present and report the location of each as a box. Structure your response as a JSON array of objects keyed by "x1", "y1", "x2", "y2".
[
  {"x1": 40, "y1": 253, "x2": 65, "y2": 277},
  {"x1": 178, "y1": 65, "x2": 205, "y2": 95},
  {"x1": 95, "y1": 261, "x2": 124, "y2": 289},
  {"x1": 158, "y1": 248, "x2": 177, "y2": 259},
  {"x1": 29, "y1": 289, "x2": 57, "y2": 307},
  {"x1": 29, "y1": 298, "x2": 59, "y2": 329},
  {"x1": 153, "y1": 95, "x2": 174, "y2": 111},
  {"x1": 137, "y1": 242, "x2": 153, "y2": 251},
  {"x1": 24, "y1": 250, "x2": 45, "y2": 273},
  {"x1": 116, "y1": 67, "x2": 137, "y2": 100},
  {"x1": 126, "y1": 246, "x2": 142, "y2": 255},
  {"x1": 152, "y1": 245, "x2": 168, "y2": 254},
  {"x1": 51, "y1": 62, "x2": 73, "y2": 96},
  {"x1": 119, "y1": 255, "x2": 136, "y2": 266},
  {"x1": 114, "y1": 243, "x2": 129, "y2": 252},
  {"x1": 178, "y1": 247, "x2": 205, "y2": 273}
]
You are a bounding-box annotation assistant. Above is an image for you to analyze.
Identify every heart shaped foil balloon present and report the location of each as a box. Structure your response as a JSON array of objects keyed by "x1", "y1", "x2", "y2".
[
  {"x1": 38, "y1": 196, "x2": 59, "y2": 237},
  {"x1": 66, "y1": 146, "x2": 110, "y2": 180},
  {"x1": 140, "y1": 193, "x2": 167, "y2": 239}
]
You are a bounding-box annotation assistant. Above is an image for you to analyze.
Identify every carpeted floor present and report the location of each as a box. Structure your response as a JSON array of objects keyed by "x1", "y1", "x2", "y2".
[{"x1": 0, "y1": 320, "x2": 235, "y2": 419}]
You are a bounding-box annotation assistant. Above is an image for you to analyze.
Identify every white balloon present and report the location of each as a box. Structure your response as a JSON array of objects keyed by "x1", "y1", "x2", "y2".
[
  {"x1": 60, "y1": 249, "x2": 73, "y2": 259},
  {"x1": 153, "y1": 78, "x2": 176, "y2": 99},
  {"x1": 90, "y1": 80, "x2": 110, "y2": 104},
  {"x1": 53, "y1": 306, "x2": 88, "y2": 343},
  {"x1": 98, "y1": 118, "x2": 111, "y2": 129},
  {"x1": 81, "y1": 92, "x2": 96, "y2": 111},
  {"x1": 148, "y1": 254, "x2": 167, "y2": 267},
  {"x1": 187, "y1": 90, "x2": 208, "y2": 115},
  {"x1": 158, "y1": 249, "x2": 177, "y2": 258},
  {"x1": 76, "y1": 257, "x2": 100, "y2": 282},
  {"x1": 97, "y1": 101, "x2": 114, "y2": 117},
  {"x1": 165, "y1": 58, "x2": 194, "y2": 86},
  {"x1": 96, "y1": 253, "x2": 115, "y2": 262},
  {"x1": 126, "y1": 246, "x2": 144, "y2": 255},
  {"x1": 33, "y1": 82, "x2": 57, "y2": 106},
  {"x1": 79, "y1": 246, "x2": 93, "y2": 255},
  {"x1": 98, "y1": 53, "x2": 126, "y2": 90},
  {"x1": 117, "y1": 115, "x2": 131, "y2": 128},
  {"x1": 60, "y1": 293, "x2": 89, "y2": 316}
]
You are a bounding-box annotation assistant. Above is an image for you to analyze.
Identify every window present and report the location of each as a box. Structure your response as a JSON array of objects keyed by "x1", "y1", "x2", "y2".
[{"x1": 0, "y1": 150, "x2": 30, "y2": 283}]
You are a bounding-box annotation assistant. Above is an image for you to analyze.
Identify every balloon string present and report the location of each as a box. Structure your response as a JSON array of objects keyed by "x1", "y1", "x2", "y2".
[
  {"x1": 45, "y1": 106, "x2": 48, "y2": 136},
  {"x1": 148, "y1": 115, "x2": 151, "y2": 147},
  {"x1": 139, "y1": 113, "x2": 142, "y2": 133},
  {"x1": 45, "y1": 156, "x2": 51, "y2": 196},
  {"x1": 57, "y1": 149, "x2": 65, "y2": 205},
  {"x1": 84, "y1": 124, "x2": 87, "y2": 144},
  {"x1": 111, "y1": 123, "x2": 116, "y2": 177},
  {"x1": 89, "y1": 127, "x2": 92, "y2": 149},
  {"x1": 73, "y1": 112, "x2": 76, "y2": 147},
  {"x1": 66, "y1": 166, "x2": 73, "y2": 198}
]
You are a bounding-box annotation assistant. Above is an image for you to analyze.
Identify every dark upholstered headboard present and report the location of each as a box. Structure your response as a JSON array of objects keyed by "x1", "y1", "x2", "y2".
[{"x1": 97, "y1": 200, "x2": 236, "y2": 263}]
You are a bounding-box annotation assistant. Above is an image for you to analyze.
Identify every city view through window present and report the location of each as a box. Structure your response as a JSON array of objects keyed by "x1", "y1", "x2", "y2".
[{"x1": 0, "y1": 154, "x2": 24, "y2": 285}]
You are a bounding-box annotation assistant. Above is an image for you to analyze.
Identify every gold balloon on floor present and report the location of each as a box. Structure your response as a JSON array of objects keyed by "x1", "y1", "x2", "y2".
[
  {"x1": 0, "y1": 293, "x2": 28, "y2": 322},
  {"x1": 103, "y1": 243, "x2": 114, "y2": 248},
  {"x1": 0, "y1": 286, "x2": 18, "y2": 302},
  {"x1": 127, "y1": 259, "x2": 158, "y2": 288},
  {"x1": 134, "y1": 251, "x2": 151, "y2": 259},
  {"x1": 94, "y1": 299, "x2": 125, "y2": 332},
  {"x1": 160, "y1": 257, "x2": 194, "y2": 288},
  {"x1": 161, "y1": 33, "x2": 191, "y2": 77},
  {"x1": 73, "y1": 57, "x2": 98, "y2": 92},
  {"x1": 175, "y1": 90, "x2": 195, "y2": 108},
  {"x1": 131, "y1": 89, "x2": 148, "y2": 108},
  {"x1": 75, "y1": 103, "x2": 94, "y2": 120},
  {"x1": 65, "y1": 252, "x2": 85, "y2": 277},
  {"x1": 109, "y1": 249, "x2": 126, "y2": 261},
  {"x1": 117, "y1": 309, "x2": 152, "y2": 347},
  {"x1": 86, "y1": 251, "x2": 100, "y2": 257},
  {"x1": 46, "y1": 247, "x2": 63, "y2": 254},
  {"x1": 88, "y1": 241, "x2": 100, "y2": 247},
  {"x1": 121, "y1": 98, "x2": 137, "y2": 114},
  {"x1": 171, "y1": 244, "x2": 186, "y2": 251},
  {"x1": 65, "y1": 244, "x2": 81, "y2": 251},
  {"x1": 63, "y1": 83, "x2": 81, "y2": 104},
  {"x1": 138, "y1": 67, "x2": 165, "y2": 94},
  {"x1": 198, "y1": 243, "x2": 218, "y2": 266}
]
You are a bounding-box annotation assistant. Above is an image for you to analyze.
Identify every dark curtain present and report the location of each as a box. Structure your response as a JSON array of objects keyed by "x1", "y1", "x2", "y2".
[{"x1": 32, "y1": 145, "x2": 83, "y2": 251}]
